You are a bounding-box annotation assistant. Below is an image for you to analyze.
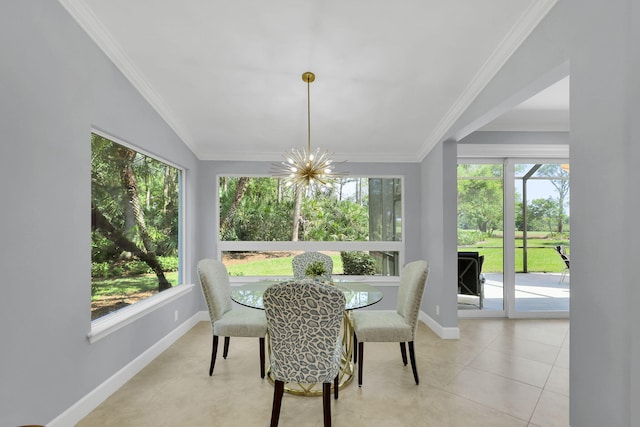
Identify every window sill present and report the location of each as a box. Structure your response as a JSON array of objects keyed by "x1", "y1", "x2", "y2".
[{"x1": 88, "y1": 284, "x2": 195, "y2": 343}]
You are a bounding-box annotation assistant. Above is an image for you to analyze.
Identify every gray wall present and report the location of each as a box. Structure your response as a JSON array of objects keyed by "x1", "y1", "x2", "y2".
[
  {"x1": 445, "y1": 0, "x2": 639, "y2": 425},
  {"x1": 0, "y1": 1, "x2": 202, "y2": 425},
  {"x1": 420, "y1": 141, "x2": 458, "y2": 327}
]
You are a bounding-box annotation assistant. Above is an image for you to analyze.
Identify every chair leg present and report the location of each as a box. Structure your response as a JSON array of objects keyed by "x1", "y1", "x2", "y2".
[
  {"x1": 223, "y1": 336, "x2": 230, "y2": 359},
  {"x1": 323, "y1": 382, "x2": 332, "y2": 427},
  {"x1": 270, "y1": 380, "x2": 285, "y2": 427},
  {"x1": 334, "y1": 374, "x2": 339, "y2": 399},
  {"x1": 358, "y1": 341, "x2": 364, "y2": 386},
  {"x1": 408, "y1": 341, "x2": 419, "y2": 385},
  {"x1": 353, "y1": 333, "x2": 358, "y2": 361},
  {"x1": 209, "y1": 335, "x2": 219, "y2": 376},
  {"x1": 259, "y1": 337, "x2": 265, "y2": 379},
  {"x1": 400, "y1": 342, "x2": 408, "y2": 365}
]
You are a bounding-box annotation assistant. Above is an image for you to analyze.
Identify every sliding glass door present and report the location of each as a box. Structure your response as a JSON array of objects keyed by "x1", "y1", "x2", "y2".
[
  {"x1": 458, "y1": 159, "x2": 570, "y2": 318},
  {"x1": 457, "y1": 162, "x2": 504, "y2": 315},
  {"x1": 512, "y1": 162, "x2": 570, "y2": 315}
]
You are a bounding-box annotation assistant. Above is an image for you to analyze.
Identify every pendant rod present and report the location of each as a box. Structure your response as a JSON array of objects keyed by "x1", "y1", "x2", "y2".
[{"x1": 307, "y1": 74, "x2": 311, "y2": 154}]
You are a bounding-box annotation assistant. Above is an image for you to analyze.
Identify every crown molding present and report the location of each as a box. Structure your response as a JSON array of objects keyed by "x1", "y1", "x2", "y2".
[
  {"x1": 457, "y1": 143, "x2": 569, "y2": 159},
  {"x1": 57, "y1": 0, "x2": 197, "y2": 154},
  {"x1": 418, "y1": 0, "x2": 559, "y2": 160},
  {"x1": 196, "y1": 148, "x2": 423, "y2": 163}
]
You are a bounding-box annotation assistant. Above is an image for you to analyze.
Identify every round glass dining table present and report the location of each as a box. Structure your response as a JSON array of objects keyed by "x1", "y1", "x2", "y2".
[{"x1": 231, "y1": 281, "x2": 383, "y2": 396}]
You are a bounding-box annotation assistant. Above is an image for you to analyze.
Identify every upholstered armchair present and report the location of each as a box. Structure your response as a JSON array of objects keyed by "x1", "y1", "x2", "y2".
[
  {"x1": 263, "y1": 280, "x2": 346, "y2": 427},
  {"x1": 197, "y1": 259, "x2": 268, "y2": 378},
  {"x1": 351, "y1": 260, "x2": 429, "y2": 386}
]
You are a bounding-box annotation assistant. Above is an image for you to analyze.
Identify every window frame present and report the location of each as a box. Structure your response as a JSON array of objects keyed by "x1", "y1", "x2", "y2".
[
  {"x1": 89, "y1": 128, "x2": 189, "y2": 341},
  {"x1": 216, "y1": 173, "x2": 405, "y2": 283}
]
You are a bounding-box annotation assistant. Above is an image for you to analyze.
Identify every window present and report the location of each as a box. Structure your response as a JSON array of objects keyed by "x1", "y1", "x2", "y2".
[
  {"x1": 218, "y1": 176, "x2": 403, "y2": 277},
  {"x1": 91, "y1": 132, "x2": 182, "y2": 320}
]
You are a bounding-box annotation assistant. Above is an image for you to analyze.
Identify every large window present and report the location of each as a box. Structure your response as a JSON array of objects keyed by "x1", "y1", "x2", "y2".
[
  {"x1": 91, "y1": 132, "x2": 182, "y2": 320},
  {"x1": 218, "y1": 176, "x2": 402, "y2": 277}
]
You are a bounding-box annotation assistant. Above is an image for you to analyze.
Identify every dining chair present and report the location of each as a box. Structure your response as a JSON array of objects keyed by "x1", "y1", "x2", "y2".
[
  {"x1": 292, "y1": 251, "x2": 333, "y2": 281},
  {"x1": 351, "y1": 260, "x2": 429, "y2": 386},
  {"x1": 197, "y1": 259, "x2": 268, "y2": 378},
  {"x1": 263, "y1": 280, "x2": 346, "y2": 427}
]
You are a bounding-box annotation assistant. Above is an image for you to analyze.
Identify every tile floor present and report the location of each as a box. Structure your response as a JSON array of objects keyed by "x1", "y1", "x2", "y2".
[{"x1": 78, "y1": 318, "x2": 569, "y2": 426}]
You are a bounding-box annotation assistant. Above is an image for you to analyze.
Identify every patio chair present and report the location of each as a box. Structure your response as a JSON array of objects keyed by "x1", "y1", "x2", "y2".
[
  {"x1": 555, "y1": 246, "x2": 570, "y2": 283},
  {"x1": 457, "y1": 252, "x2": 485, "y2": 309}
]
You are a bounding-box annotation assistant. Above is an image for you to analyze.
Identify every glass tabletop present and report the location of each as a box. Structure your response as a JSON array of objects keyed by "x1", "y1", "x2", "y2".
[{"x1": 231, "y1": 281, "x2": 383, "y2": 310}]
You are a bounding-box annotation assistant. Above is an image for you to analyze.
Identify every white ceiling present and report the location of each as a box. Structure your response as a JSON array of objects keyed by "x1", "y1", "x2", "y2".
[
  {"x1": 59, "y1": 0, "x2": 562, "y2": 162},
  {"x1": 479, "y1": 75, "x2": 569, "y2": 131}
]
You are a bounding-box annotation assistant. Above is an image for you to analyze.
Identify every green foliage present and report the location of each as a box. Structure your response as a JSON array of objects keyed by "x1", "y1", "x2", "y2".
[
  {"x1": 219, "y1": 177, "x2": 371, "y2": 242},
  {"x1": 340, "y1": 251, "x2": 376, "y2": 275},
  {"x1": 304, "y1": 261, "x2": 327, "y2": 277},
  {"x1": 301, "y1": 197, "x2": 368, "y2": 241},
  {"x1": 457, "y1": 164, "x2": 503, "y2": 236},
  {"x1": 457, "y1": 229, "x2": 484, "y2": 245},
  {"x1": 91, "y1": 256, "x2": 179, "y2": 279},
  {"x1": 219, "y1": 177, "x2": 295, "y2": 241}
]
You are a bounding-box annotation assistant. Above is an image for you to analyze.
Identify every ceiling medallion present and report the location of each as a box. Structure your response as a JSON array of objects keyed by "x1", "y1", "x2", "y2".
[{"x1": 271, "y1": 72, "x2": 346, "y2": 188}]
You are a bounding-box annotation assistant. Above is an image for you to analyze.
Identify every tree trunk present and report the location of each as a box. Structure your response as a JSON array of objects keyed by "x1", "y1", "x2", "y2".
[
  {"x1": 291, "y1": 185, "x2": 303, "y2": 241},
  {"x1": 118, "y1": 147, "x2": 155, "y2": 254},
  {"x1": 92, "y1": 203, "x2": 171, "y2": 291},
  {"x1": 220, "y1": 177, "x2": 250, "y2": 237}
]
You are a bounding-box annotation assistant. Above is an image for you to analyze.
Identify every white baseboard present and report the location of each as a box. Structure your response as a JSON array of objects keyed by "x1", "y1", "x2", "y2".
[
  {"x1": 419, "y1": 310, "x2": 460, "y2": 339},
  {"x1": 48, "y1": 311, "x2": 209, "y2": 427}
]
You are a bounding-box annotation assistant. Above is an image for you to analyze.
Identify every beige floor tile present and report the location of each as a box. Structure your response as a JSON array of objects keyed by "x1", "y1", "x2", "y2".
[
  {"x1": 544, "y1": 365, "x2": 569, "y2": 397},
  {"x1": 488, "y1": 335, "x2": 561, "y2": 365},
  {"x1": 469, "y1": 348, "x2": 553, "y2": 388},
  {"x1": 554, "y1": 346, "x2": 570, "y2": 370},
  {"x1": 444, "y1": 367, "x2": 542, "y2": 421},
  {"x1": 78, "y1": 319, "x2": 569, "y2": 426},
  {"x1": 530, "y1": 389, "x2": 570, "y2": 427}
]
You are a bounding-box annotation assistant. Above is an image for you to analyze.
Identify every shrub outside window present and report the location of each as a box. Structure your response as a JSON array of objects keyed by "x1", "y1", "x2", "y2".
[
  {"x1": 91, "y1": 132, "x2": 182, "y2": 320},
  {"x1": 218, "y1": 176, "x2": 402, "y2": 277}
]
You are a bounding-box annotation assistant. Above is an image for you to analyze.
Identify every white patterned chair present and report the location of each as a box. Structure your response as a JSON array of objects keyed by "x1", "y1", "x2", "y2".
[
  {"x1": 263, "y1": 280, "x2": 346, "y2": 427},
  {"x1": 292, "y1": 251, "x2": 334, "y2": 281},
  {"x1": 351, "y1": 260, "x2": 429, "y2": 386},
  {"x1": 197, "y1": 259, "x2": 268, "y2": 378}
]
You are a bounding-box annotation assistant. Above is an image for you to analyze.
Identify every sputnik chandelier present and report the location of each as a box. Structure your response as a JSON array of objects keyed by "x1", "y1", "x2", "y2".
[{"x1": 271, "y1": 71, "x2": 345, "y2": 187}]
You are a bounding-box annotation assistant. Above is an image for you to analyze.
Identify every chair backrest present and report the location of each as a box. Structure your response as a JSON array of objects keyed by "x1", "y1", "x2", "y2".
[
  {"x1": 457, "y1": 252, "x2": 484, "y2": 296},
  {"x1": 197, "y1": 259, "x2": 232, "y2": 324},
  {"x1": 263, "y1": 280, "x2": 346, "y2": 384},
  {"x1": 555, "y1": 246, "x2": 570, "y2": 268},
  {"x1": 292, "y1": 252, "x2": 334, "y2": 281},
  {"x1": 396, "y1": 260, "x2": 429, "y2": 333}
]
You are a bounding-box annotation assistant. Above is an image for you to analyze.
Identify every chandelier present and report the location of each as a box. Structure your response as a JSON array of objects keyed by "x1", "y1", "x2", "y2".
[{"x1": 271, "y1": 72, "x2": 345, "y2": 187}]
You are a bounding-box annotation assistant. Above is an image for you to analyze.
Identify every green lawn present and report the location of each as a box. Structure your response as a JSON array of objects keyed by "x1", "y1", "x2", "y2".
[
  {"x1": 460, "y1": 236, "x2": 570, "y2": 273},
  {"x1": 91, "y1": 271, "x2": 179, "y2": 300},
  {"x1": 227, "y1": 255, "x2": 344, "y2": 276}
]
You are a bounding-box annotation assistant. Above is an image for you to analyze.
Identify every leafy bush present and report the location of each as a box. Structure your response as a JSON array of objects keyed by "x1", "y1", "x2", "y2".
[
  {"x1": 340, "y1": 251, "x2": 376, "y2": 275},
  {"x1": 91, "y1": 256, "x2": 179, "y2": 279},
  {"x1": 458, "y1": 229, "x2": 483, "y2": 246},
  {"x1": 91, "y1": 262, "x2": 110, "y2": 278},
  {"x1": 158, "y1": 256, "x2": 179, "y2": 272}
]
